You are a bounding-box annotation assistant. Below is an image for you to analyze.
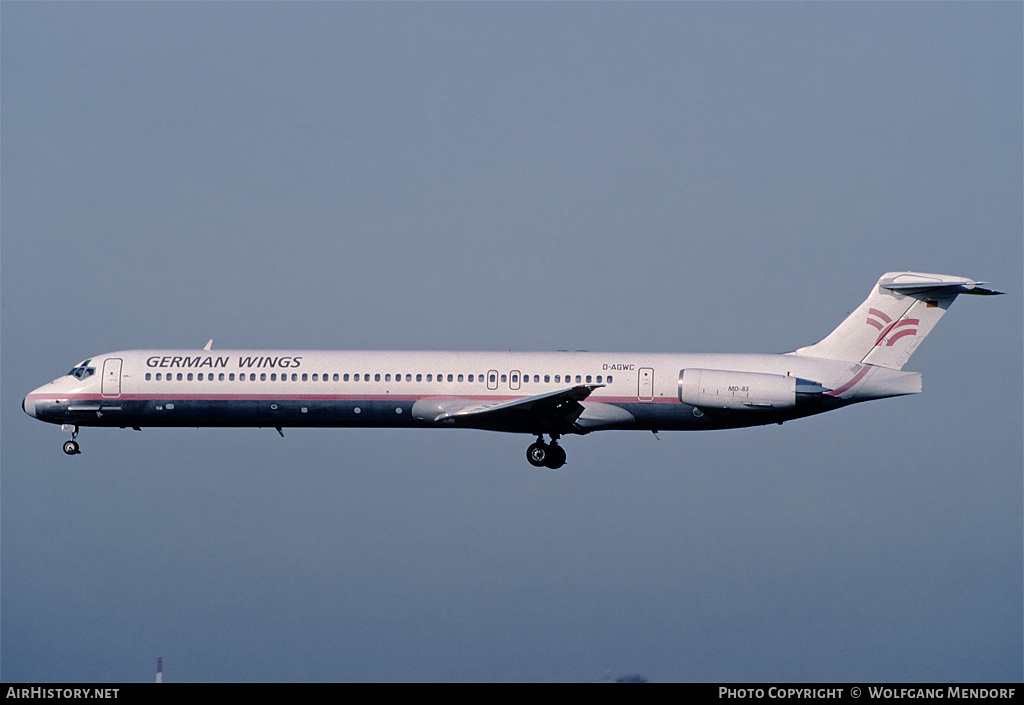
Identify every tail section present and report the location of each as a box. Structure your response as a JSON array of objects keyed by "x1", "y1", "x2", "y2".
[{"x1": 792, "y1": 272, "x2": 1001, "y2": 370}]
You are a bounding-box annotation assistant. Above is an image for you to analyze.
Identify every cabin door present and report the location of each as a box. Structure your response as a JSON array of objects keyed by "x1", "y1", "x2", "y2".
[
  {"x1": 638, "y1": 367, "x2": 654, "y2": 401},
  {"x1": 102, "y1": 358, "x2": 123, "y2": 398}
]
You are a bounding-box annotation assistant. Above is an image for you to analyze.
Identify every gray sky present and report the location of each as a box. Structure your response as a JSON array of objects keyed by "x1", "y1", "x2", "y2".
[{"x1": 2, "y1": 2, "x2": 1020, "y2": 683}]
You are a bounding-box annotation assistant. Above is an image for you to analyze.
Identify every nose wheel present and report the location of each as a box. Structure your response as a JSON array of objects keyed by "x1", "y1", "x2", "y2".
[
  {"x1": 62, "y1": 426, "x2": 81, "y2": 455},
  {"x1": 526, "y1": 436, "x2": 566, "y2": 469}
]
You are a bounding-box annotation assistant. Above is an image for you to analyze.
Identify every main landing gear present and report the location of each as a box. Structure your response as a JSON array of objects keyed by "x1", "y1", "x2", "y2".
[
  {"x1": 62, "y1": 425, "x2": 81, "y2": 455},
  {"x1": 526, "y1": 435, "x2": 566, "y2": 469}
]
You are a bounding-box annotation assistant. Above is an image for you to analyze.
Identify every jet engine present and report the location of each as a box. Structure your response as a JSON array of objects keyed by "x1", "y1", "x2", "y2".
[{"x1": 678, "y1": 369, "x2": 827, "y2": 411}]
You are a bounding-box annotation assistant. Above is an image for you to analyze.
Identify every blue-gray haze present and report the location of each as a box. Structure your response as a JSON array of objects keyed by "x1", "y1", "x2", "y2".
[{"x1": 2, "y1": 2, "x2": 1020, "y2": 683}]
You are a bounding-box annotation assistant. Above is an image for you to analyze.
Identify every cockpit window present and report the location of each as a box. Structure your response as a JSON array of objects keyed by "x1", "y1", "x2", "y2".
[{"x1": 67, "y1": 361, "x2": 95, "y2": 380}]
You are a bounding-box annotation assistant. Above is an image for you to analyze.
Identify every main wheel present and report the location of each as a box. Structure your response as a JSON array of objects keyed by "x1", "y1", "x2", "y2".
[
  {"x1": 545, "y1": 444, "x2": 566, "y2": 469},
  {"x1": 526, "y1": 442, "x2": 549, "y2": 467},
  {"x1": 63, "y1": 440, "x2": 80, "y2": 455}
]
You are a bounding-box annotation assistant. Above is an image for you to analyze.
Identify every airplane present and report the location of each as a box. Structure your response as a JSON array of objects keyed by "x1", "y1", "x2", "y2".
[{"x1": 22, "y1": 272, "x2": 1001, "y2": 468}]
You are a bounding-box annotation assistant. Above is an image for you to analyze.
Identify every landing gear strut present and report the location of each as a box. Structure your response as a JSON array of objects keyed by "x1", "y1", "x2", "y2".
[
  {"x1": 63, "y1": 425, "x2": 81, "y2": 455},
  {"x1": 526, "y1": 435, "x2": 566, "y2": 469}
]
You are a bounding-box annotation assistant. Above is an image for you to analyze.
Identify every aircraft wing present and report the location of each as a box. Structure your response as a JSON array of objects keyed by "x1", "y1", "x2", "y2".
[{"x1": 411, "y1": 384, "x2": 604, "y2": 433}]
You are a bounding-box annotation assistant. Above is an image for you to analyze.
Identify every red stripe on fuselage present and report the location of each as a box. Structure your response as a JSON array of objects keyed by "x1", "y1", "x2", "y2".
[
  {"x1": 825, "y1": 366, "x2": 870, "y2": 397},
  {"x1": 25, "y1": 392, "x2": 675, "y2": 405}
]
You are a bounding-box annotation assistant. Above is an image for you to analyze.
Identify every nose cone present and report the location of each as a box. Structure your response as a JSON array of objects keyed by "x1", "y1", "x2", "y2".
[{"x1": 23, "y1": 393, "x2": 38, "y2": 418}]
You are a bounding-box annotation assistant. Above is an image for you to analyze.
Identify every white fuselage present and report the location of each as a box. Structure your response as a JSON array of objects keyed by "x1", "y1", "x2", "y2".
[{"x1": 22, "y1": 348, "x2": 921, "y2": 434}]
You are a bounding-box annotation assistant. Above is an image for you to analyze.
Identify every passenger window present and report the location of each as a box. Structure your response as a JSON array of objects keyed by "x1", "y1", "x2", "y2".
[
  {"x1": 607, "y1": 375, "x2": 613, "y2": 383},
  {"x1": 385, "y1": 374, "x2": 391, "y2": 382},
  {"x1": 468, "y1": 374, "x2": 474, "y2": 382},
  {"x1": 501, "y1": 374, "x2": 507, "y2": 383},
  {"x1": 426, "y1": 374, "x2": 432, "y2": 382},
  {"x1": 575, "y1": 375, "x2": 581, "y2": 383},
  {"x1": 416, "y1": 374, "x2": 422, "y2": 382},
  {"x1": 555, "y1": 375, "x2": 560, "y2": 383},
  {"x1": 146, "y1": 373, "x2": 152, "y2": 381},
  {"x1": 586, "y1": 375, "x2": 592, "y2": 383},
  {"x1": 177, "y1": 373, "x2": 183, "y2": 381},
  {"x1": 260, "y1": 373, "x2": 266, "y2": 381},
  {"x1": 544, "y1": 375, "x2": 550, "y2": 383},
  {"x1": 312, "y1": 374, "x2": 319, "y2": 381},
  {"x1": 457, "y1": 374, "x2": 464, "y2": 382},
  {"x1": 596, "y1": 375, "x2": 602, "y2": 384},
  {"x1": 489, "y1": 373, "x2": 496, "y2": 383},
  {"x1": 187, "y1": 373, "x2": 193, "y2": 381},
  {"x1": 447, "y1": 374, "x2": 454, "y2": 382},
  {"x1": 374, "y1": 374, "x2": 380, "y2": 382}
]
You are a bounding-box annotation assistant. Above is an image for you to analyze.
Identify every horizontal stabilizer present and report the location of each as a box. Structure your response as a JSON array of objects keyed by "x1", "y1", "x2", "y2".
[{"x1": 881, "y1": 279, "x2": 1003, "y2": 297}]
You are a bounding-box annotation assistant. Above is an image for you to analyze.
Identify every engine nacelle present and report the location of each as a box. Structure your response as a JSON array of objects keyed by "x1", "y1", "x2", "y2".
[{"x1": 678, "y1": 369, "x2": 826, "y2": 411}]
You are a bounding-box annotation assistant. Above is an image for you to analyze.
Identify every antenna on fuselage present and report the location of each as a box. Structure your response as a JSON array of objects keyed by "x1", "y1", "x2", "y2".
[
  {"x1": 203, "y1": 339, "x2": 213, "y2": 351},
  {"x1": 156, "y1": 657, "x2": 163, "y2": 683}
]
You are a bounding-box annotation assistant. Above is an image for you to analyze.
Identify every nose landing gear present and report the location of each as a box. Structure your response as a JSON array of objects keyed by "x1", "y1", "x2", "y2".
[
  {"x1": 526, "y1": 435, "x2": 566, "y2": 469},
  {"x1": 62, "y1": 425, "x2": 81, "y2": 455}
]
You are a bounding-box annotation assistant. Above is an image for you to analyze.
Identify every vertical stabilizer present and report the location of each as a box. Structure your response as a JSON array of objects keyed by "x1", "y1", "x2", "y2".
[{"x1": 792, "y1": 272, "x2": 1001, "y2": 370}]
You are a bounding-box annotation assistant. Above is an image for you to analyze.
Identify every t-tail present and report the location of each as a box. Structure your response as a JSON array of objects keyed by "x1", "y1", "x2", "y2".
[{"x1": 792, "y1": 271, "x2": 1003, "y2": 370}]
